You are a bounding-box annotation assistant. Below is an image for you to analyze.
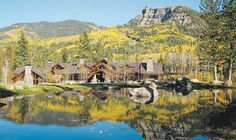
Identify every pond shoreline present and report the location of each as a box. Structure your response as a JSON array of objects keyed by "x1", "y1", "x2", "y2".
[{"x1": 0, "y1": 81, "x2": 235, "y2": 97}]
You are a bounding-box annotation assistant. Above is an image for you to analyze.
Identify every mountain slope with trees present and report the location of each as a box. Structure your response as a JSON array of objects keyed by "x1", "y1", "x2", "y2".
[{"x1": 0, "y1": 20, "x2": 100, "y2": 39}]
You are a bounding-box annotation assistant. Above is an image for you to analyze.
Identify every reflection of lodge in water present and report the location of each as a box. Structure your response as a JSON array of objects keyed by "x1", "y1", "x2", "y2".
[
  {"x1": 2, "y1": 89, "x2": 235, "y2": 139},
  {"x1": 12, "y1": 58, "x2": 169, "y2": 85}
]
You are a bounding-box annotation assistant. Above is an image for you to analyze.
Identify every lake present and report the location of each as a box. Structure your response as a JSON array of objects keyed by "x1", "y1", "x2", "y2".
[{"x1": 0, "y1": 88, "x2": 235, "y2": 140}]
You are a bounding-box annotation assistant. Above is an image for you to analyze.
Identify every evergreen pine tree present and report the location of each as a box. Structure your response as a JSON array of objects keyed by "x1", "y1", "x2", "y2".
[
  {"x1": 62, "y1": 48, "x2": 69, "y2": 63},
  {"x1": 221, "y1": 0, "x2": 236, "y2": 83},
  {"x1": 199, "y1": 0, "x2": 223, "y2": 81},
  {"x1": 78, "y1": 32, "x2": 92, "y2": 61},
  {"x1": 15, "y1": 31, "x2": 29, "y2": 68}
]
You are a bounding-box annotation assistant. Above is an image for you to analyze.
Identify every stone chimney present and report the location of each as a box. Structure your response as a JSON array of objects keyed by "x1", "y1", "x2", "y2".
[
  {"x1": 79, "y1": 59, "x2": 85, "y2": 65},
  {"x1": 24, "y1": 65, "x2": 33, "y2": 86},
  {"x1": 147, "y1": 58, "x2": 154, "y2": 72},
  {"x1": 1, "y1": 59, "x2": 9, "y2": 84},
  {"x1": 1, "y1": 66, "x2": 8, "y2": 84}
]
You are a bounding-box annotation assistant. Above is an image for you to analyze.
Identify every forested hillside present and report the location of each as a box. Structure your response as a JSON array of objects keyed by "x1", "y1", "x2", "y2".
[
  {"x1": 0, "y1": 20, "x2": 100, "y2": 39},
  {"x1": 0, "y1": 22, "x2": 196, "y2": 65}
]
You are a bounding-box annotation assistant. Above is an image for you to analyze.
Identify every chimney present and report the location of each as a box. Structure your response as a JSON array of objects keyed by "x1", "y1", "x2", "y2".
[
  {"x1": 147, "y1": 58, "x2": 154, "y2": 72},
  {"x1": 79, "y1": 59, "x2": 85, "y2": 65},
  {"x1": 24, "y1": 65, "x2": 33, "y2": 86}
]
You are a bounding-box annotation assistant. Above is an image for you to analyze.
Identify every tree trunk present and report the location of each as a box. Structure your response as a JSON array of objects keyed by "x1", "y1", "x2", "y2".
[
  {"x1": 228, "y1": 57, "x2": 233, "y2": 82},
  {"x1": 214, "y1": 91, "x2": 217, "y2": 103},
  {"x1": 2, "y1": 59, "x2": 8, "y2": 84},
  {"x1": 203, "y1": 67, "x2": 206, "y2": 81},
  {"x1": 214, "y1": 65, "x2": 218, "y2": 81},
  {"x1": 195, "y1": 61, "x2": 198, "y2": 79},
  {"x1": 220, "y1": 67, "x2": 223, "y2": 81},
  {"x1": 123, "y1": 70, "x2": 126, "y2": 83}
]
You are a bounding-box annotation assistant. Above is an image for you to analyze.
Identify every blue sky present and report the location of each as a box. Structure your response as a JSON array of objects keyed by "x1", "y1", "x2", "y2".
[{"x1": 0, "y1": 0, "x2": 201, "y2": 28}]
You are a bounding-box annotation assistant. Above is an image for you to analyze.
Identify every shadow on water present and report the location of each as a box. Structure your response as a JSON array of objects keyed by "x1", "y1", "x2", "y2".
[
  {"x1": 0, "y1": 88, "x2": 17, "y2": 98},
  {"x1": 0, "y1": 103, "x2": 6, "y2": 108},
  {"x1": 207, "y1": 99, "x2": 236, "y2": 129},
  {"x1": 0, "y1": 88, "x2": 17, "y2": 108},
  {"x1": 162, "y1": 87, "x2": 193, "y2": 96}
]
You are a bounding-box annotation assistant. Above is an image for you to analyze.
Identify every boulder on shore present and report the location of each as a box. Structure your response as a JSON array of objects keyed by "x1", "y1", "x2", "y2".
[
  {"x1": 176, "y1": 77, "x2": 192, "y2": 89},
  {"x1": 129, "y1": 82, "x2": 159, "y2": 104},
  {"x1": 212, "y1": 80, "x2": 224, "y2": 85},
  {"x1": 191, "y1": 79, "x2": 200, "y2": 83},
  {"x1": 130, "y1": 87, "x2": 152, "y2": 97},
  {"x1": 130, "y1": 82, "x2": 158, "y2": 97}
]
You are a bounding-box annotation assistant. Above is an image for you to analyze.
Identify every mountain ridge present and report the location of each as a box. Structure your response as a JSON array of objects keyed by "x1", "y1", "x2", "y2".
[
  {"x1": 0, "y1": 5, "x2": 203, "y2": 40},
  {"x1": 0, "y1": 20, "x2": 101, "y2": 39}
]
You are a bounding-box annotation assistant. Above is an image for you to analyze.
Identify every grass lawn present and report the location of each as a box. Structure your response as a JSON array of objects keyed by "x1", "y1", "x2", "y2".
[
  {"x1": 0, "y1": 84, "x2": 92, "y2": 96},
  {"x1": 1, "y1": 82, "x2": 234, "y2": 96},
  {"x1": 0, "y1": 82, "x2": 143, "y2": 96},
  {"x1": 232, "y1": 82, "x2": 236, "y2": 87}
]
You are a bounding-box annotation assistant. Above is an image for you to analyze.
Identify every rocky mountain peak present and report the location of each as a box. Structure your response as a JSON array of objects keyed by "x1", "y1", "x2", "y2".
[
  {"x1": 128, "y1": 6, "x2": 193, "y2": 27},
  {"x1": 127, "y1": 6, "x2": 205, "y2": 35},
  {"x1": 141, "y1": 6, "x2": 176, "y2": 19}
]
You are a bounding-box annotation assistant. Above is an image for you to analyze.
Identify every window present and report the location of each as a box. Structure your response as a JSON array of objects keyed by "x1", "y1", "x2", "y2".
[
  {"x1": 74, "y1": 74, "x2": 79, "y2": 80},
  {"x1": 69, "y1": 75, "x2": 73, "y2": 80}
]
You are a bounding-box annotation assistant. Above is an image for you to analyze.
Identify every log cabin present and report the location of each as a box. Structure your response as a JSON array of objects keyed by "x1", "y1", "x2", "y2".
[
  {"x1": 87, "y1": 58, "x2": 164, "y2": 83},
  {"x1": 12, "y1": 59, "x2": 164, "y2": 84},
  {"x1": 12, "y1": 65, "x2": 44, "y2": 85},
  {"x1": 45, "y1": 61, "x2": 90, "y2": 83}
]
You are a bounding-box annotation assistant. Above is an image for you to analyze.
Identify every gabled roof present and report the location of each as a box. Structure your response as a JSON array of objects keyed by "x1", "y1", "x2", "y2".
[
  {"x1": 140, "y1": 62, "x2": 164, "y2": 75},
  {"x1": 111, "y1": 62, "x2": 164, "y2": 75},
  {"x1": 46, "y1": 62, "x2": 81, "y2": 75},
  {"x1": 14, "y1": 67, "x2": 43, "y2": 78},
  {"x1": 12, "y1": 66, "x2": 44, "y2": 82},
  {"x1": 46, "y1": 62, "x2": 98, "y2": 75}
]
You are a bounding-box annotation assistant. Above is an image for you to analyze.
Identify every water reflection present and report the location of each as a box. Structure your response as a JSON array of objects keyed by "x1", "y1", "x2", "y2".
[
  {"x1": 0, "y1": 88, "x2": 235, "y2": 140},
  {"x1": 0, "y1": 119, "x2": 141, "y2": 140}
]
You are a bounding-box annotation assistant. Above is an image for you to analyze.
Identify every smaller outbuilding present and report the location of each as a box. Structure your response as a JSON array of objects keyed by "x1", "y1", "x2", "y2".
[{"x1": 12, "y1": 65, "x2": 44, "y2": 85}]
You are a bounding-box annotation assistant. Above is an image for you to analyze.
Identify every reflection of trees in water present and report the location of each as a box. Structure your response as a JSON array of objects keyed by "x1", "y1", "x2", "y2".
[
  {"x1": 4, "y1": 89, "x2": 236, "y2": 139},
  {"x1": 7, "y1": 97, "x2": 30, "y2": 123},
  {"x1": 18, "y1": 97, "x2": 28, "y2": 122},
  {"x1": 25, "y1": 110, "x2": 90, "y2": 126},
  {"x1": 127, "y1": 90, "x2": 236, "y2": 139}
]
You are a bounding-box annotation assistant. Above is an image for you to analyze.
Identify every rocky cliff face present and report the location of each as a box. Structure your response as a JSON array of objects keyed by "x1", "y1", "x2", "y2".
[{"x1": 127, "y1": 6, "x2": 205, "y2": 35}]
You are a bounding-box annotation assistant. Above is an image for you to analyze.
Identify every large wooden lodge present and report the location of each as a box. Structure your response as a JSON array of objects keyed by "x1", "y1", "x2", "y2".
[{"x1": 12, "y1": 59, "x2": 165, "y2": 85}]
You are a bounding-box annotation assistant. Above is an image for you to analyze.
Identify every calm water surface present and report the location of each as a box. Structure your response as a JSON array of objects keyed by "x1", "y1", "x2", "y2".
[{"x1": 0, "y1": 88, "x2": 235, "y2": 140}]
